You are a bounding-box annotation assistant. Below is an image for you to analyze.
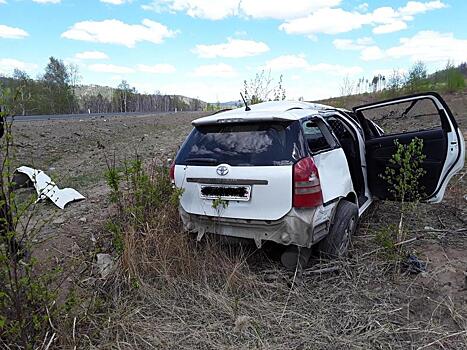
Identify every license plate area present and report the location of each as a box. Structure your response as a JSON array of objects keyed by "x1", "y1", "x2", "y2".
[{"x1": 200, "y1": 185, "x2": 251, "y2": 201}]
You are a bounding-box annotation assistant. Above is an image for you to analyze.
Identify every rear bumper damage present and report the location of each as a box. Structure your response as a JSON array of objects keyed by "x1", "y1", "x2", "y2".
[{"x1": 179, "y1": 206, "x2": 329, "y2": 248}]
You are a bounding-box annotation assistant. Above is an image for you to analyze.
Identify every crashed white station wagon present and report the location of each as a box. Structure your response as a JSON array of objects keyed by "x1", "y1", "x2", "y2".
[{"x1": 170, "y1": 92, "x2": 464, "y2": 267}]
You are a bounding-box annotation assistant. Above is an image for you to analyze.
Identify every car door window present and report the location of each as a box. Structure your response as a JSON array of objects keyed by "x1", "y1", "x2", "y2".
[
  {"x1": 301, "y1": 119, "x2": 336, "y2": 153},
  {"x1": 358, "y1": 98, "x2": 442, "y2": 136}
]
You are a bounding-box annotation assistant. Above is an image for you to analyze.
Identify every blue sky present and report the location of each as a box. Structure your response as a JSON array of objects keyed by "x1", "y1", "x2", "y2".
[{"x1": 0, "y1": 0, "x2": 466, "y2": 102}]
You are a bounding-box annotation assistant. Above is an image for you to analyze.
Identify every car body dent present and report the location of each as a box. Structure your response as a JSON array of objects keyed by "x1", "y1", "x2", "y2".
[{"x1": 180, "y1": 205, "x2": 326, "y2": 248}]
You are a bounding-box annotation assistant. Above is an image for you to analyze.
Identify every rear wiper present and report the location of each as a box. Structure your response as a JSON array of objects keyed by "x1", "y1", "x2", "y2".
[{"x1": 185, "y1": 157, "x2": 218, "y2": 165}]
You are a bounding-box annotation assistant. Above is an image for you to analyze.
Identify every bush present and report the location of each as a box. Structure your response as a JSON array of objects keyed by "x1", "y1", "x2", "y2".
[
  {"x1": 103, "y1": 156, "x2": 250, "y2": 287},
  {"x1": 0, "y1": 87, "x2": 58, "y2": 348}
]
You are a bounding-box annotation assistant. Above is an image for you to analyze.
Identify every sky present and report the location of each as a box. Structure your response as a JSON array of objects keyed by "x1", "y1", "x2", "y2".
[{"x1": 0, "y1": 0, "x2": 466, "y2": 102}]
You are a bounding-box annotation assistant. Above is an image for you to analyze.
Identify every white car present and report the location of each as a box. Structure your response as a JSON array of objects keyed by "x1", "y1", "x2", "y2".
[{"x1": 170, "y1": 92, "x2": 465, "y2": 267}]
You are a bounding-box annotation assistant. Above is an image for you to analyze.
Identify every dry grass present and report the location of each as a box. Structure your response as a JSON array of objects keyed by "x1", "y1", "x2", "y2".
[{"x1": 55, "y1": 162, "x2": 467, "y2": 350}]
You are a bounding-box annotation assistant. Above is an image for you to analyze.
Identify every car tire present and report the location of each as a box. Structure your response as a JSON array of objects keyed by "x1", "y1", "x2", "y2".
[{"x1": 318, "y1": 200, "x2": 358, "y2": 259}]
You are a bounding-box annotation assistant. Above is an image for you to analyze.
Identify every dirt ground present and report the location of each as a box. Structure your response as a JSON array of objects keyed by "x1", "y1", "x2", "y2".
[{"x1": 8, "y1": 92, "x2": 467, "y2": 349}]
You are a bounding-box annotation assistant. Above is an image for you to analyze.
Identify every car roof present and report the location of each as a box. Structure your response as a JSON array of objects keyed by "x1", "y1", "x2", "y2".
[{"x1": 192, "y1": 100, "x2": 349, "y2": 126}]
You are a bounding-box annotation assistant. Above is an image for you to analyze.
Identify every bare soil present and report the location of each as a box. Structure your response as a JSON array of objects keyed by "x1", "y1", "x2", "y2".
[{"x1": 9, "y1": 92, "x2": 467, "y2": 349}]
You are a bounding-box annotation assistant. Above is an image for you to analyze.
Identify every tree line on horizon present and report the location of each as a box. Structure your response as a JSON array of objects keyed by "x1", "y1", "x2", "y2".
[
  {"x1": 0, "y1": 57, "x2": 204, "y2": 116},
  {"x1": 340, "y1": 61, "x2": 466, "y2": 98}
]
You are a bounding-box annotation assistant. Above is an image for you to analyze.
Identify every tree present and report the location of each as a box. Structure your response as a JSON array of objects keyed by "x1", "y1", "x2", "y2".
[
  {"x1": 42, "y1": 57, "x2": 74, "y2": 114},
  {"x1": 405, "y1": 61, "x2": 429, "y2": 92},
  {"x1": 67, "y1": 63, "x2": 81, "y2": 113},
  {"x1": 116, "y1": 80, "x2": 131, "y2": 112},
  {"x1": 243, "y1": 70, "x2": 286, "y2": 104},
  {"x1": 12, "y1": 69, "x2": 31, "y2": 116},
  {"x1": 444, "y1": 60, "x2": 465, "y2": 92}
]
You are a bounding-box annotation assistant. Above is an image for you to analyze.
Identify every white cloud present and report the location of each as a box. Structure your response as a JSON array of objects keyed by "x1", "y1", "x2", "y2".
[
  {"x1": 333, "y1": 37, "x2": 373, "y2": 50},
  {"x1": 61, "y1": 19, "x2": 176, "y2": 47},
  {"x1": 356, "y1": 3, "x2": 368, "y2": 12},
  {"x1": 373, "y1": 20, "x2": 407, "y2": 34},
  {"x1": 193, "y1": 38, "x2": 269, "y2": 58},
  {"x1": 280, "y1": 8, "x2": 368, "y2": 35},
  {"x1": 264, "y1": 54, "x2": 363, "y2": 76},
  {"x1": 0, "y1": 24, "x2": 29, "y2": 39},
  {"x1": 88, "y1": 63, "x2": 134, "y2": 74},
  {"x1": 264, "y1": 55, "x2": 309, "y2": 71},
  {"x1": 75, "y1": 51, "x2": 109, "y2": 60},
  {"x1": 192, "y1": 63, "x2": 236, "y2": 78},
  {"x1": 360, "y1": 31, "x2": 467, "y2": 63},
  {"x1": 361, "y1": 46, "x2": 385, "y2": 61},
  {"x1": 32, "y1": 0, "x2": 61, "y2": 3},
  {"x1": 137, "y1": 64, "x2": 176, "y2": 74},
  {"x1": 142, "y1": 0, "x2": 341, "y2": 20},
  {"x1": 143, "y1": 0, "x2": 239, "y2": 20},
  {"x1": 385, "y1": 31, "x2": 467, "y2": 63},
  {"x1": 239, "y1": 0, "x2": 341, "y2": 20},
  {"x1": 398, "y1": 0, "x2": 446, "y2": 16},
  {"x1": 100, "y1": 0, "x2": 130, "y2": 4},
  {"x1": 0, "y1": 58, "x2": 38, "y2": 75},
  {"x1": 0, "y1": 0, "x2": 7, "y2": 4},
  {"x1": 280, "y1": 1, "x2": 447, "y2": 36}
]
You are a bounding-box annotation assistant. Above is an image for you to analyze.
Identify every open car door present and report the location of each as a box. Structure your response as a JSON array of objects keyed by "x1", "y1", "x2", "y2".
[{"x1": 354, "y1": 92, "x2": 464, "y2": 203}]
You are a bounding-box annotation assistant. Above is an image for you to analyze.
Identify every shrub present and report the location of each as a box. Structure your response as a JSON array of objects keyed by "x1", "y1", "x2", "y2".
[{"x1": 0, "y1": 87, "x2": 58, "y2": 348}]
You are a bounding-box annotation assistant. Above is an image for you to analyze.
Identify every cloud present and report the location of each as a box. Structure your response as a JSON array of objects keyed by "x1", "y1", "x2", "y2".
[
  {"x1": 373, "y1": 21, "x2": 407, "y2": 34},
  {"x1": 142, "y1": 0, "x2": 239, "y2": 20},
  {"x1": 264, "y1": 55, "x2": 309, "y2": 71},
  {"x1": 385, "y1": 31, "x2": 467, "y2": 63},
  {"x1": 239, "y1": 0, "x2": 342, "y2": 20},
  {"x1": 62, "y1": 19, "x2": 176, "y2": 47},
  {"x1": 88, "y1": 63, "x2": 134, "y2": 74},
  {"x1": 100, "y1": 0, "x2": 130, "y2": 4},
  {"x1": 193, "y1": 38, "x2": 269, "y2": 58},
  {"x1": 137, "y1": 64, "x2": 176, "y2": 74},
  {"x1": 360, "y1": 46, "x2": 385, "y2": 61},
  {"x1": 75, "y1": 51, "x2": 109, "y2": 60},
  {"x1": 280, "y1": 1, "x2": 447, "y2": 36},
  {"x1": 192, "y1": 63, "x2": 236, "y2": 78},
  {"x1": 333, "y1": 37, "x2": 373, "y2": 50},
  {"x1": 0, "y1": 58, "x2": 38, "y2": 75},
  {"x1": 0, "y1": 0, "x2": 7, "y2": 4},
  {"x1": 264, "y1": 54, "x2": 363, "y2": 76},
  {"x1": 142, "y1": 0, "x2": 341, "y2": 20},
  {"x1": 0, "y1": 24, "x2": 29, "y2": 39},
  {"x1": 358, "y1": 31, "x2": 467, "y2": 63},
  {"x1": 32, "y1": 0, "x2": 61, "y2": 3},
  {"x1": 280, "y1": 8, "x2": 368, "y2": 35}
]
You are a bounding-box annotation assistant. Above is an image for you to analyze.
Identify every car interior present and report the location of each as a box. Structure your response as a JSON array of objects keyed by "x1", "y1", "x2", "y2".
[
  {"x1": 325, "y1": 115, "x2": 366, "y2": 205},
  {"x1": 355, "y1": 97, "x2": 449, "y2": 201}
]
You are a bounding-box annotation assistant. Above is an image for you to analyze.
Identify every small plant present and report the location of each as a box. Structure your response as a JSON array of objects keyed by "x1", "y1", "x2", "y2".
[
  {"x1": 0, "y1": 86, "x2": 58, "y2": 347},
  {"x1": 211, "y1": 197, "x2": 229, "y2": 211},
  {"x1": 378, "y1": 138, "x2": 426, "y2": 259}
]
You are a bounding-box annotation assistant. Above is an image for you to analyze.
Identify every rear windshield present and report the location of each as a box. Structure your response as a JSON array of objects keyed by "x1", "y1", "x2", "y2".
[{"x1": 176, "y1": 121, "x2": 305, "y2": 166}]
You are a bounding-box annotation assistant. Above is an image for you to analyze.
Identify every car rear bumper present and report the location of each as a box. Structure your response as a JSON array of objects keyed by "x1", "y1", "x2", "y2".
[{"x1": 179, "y1": 206, "x2": 329, "y2": 248}]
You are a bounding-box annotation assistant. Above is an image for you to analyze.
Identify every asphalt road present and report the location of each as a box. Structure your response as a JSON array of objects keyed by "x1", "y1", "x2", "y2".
[{"x1": 11, "y1": 111, "x2": 182, "y2": 122}]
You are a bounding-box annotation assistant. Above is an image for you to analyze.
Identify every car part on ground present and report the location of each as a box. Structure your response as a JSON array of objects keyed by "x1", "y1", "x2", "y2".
[{"x1": 14, "y1": 166, "x2": 85, "y2": 209}]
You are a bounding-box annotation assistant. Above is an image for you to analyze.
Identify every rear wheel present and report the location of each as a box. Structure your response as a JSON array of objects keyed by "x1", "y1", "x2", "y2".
[
  {"x1": 318, "y1": 200, "x2": 358, "y2": 258},
  {"x1": 281, "y1": 245, "x2": 312, "y2": 270}
]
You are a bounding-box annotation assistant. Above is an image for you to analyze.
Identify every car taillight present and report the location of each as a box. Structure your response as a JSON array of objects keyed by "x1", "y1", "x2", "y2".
[
  {"x1": 169, "y1": 161, "x2": 175, "y2": 184},
  {"x1": 293, "y1": 157, "x2": 322, "y2": 208}
]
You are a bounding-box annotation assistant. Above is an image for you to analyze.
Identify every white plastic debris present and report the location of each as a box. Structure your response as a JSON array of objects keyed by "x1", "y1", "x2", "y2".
[
  {"x1": 96, "y1": 253, "x2": 113, "y2": 278},
  {"x1": 15, "y1": 166, "x2": 85, "y2": 209}
]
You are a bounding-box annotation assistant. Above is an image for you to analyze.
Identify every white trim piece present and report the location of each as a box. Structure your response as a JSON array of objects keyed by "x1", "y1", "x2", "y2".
[{"x1": 15, "y1": 166, "x2": 85, "y2": 209}]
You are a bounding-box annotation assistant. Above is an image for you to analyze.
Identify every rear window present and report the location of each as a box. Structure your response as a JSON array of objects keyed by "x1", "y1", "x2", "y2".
[{"x1": 176, "y1": 121, "x2": 305, "y2": 166}]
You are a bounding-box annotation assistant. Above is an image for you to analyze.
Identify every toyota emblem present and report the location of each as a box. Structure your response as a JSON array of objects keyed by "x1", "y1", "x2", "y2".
[{"x1": 216, "y1": 165, "x2": 229, "y2": 176}]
